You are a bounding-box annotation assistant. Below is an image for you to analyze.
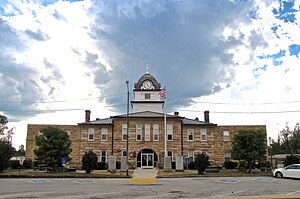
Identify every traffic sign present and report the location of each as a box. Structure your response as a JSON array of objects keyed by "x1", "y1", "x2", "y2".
[
  {"x1": 185, "y1": 158, "x2": 190, "y2": 165},
  {"x1": 61, "y1": 157, "x2": 68, "y2": 165}
]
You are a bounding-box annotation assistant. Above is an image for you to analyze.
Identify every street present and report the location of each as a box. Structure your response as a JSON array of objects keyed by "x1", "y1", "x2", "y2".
[{"x1": 0, "y1": 177, "x2": 300, "y2": 198}]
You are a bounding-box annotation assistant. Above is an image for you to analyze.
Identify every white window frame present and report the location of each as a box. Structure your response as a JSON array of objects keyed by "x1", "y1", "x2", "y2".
[
  {"x1": 167, "y1": 150, "x2": 173, "y2": 161},
  {"x1": 224, "y1": 152, "x2": 231, "y2": 162},
  {"x1": 122, "y1": 124, "x2": 127, "y2": 141},
  {"x1": 167, "y1": 124, "x2": 173, "y2": 141},
  {"x1": 200, "y1": 129, "x2": 207, "y2": 141},
  {"x1": 101, "y1": 128, "x2": 107, "y2": 141},
  {"x1": 88, "y1": 128, "x2": 94, "y2": 141},
  {"x1": 188, "y1": 150, "x2": 194, "y2": 162},
  {"x1": 223, "y1": 131, "x2": 230, "y2": 141},
  {"x1": 145, "y1": 124, "x2": 150, "y2": 141},
  {"x1": 153, "y1": 124, "x2": 159, "y2": 141},
  {"x1": 187, "y1": 129, "x2": 194, "y2": 141},
  {"x1": 65, "y1": 130, "x2": 71, "y2": 137},
  {"x1": 122, "y1": 150, "x2": 127, "y2": 157},
  {"x1": 38, "y1": 130, "x2": 43, "y2": 136},
  {"x1": 136, "y1": 124, "x2": 142, "y2": 141},
  {"x1": 100, "y1": 150, "x2": 107, "y2": 163}
]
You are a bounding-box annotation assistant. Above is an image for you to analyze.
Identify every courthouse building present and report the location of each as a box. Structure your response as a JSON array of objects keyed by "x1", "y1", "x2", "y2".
[{"x1": 26, "y1": 72, "x2": 266, "y2": 169}]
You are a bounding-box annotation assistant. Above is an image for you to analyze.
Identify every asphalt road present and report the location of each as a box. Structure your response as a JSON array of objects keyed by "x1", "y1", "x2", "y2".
[{"x1": 0, "y1": 177, "x2": 299, "y2": 199}]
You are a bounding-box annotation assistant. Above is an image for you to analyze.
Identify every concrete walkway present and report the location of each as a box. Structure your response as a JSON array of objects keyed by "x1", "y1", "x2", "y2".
[{"x1": 129, "y1": 168, "x2": 158, "y2": 185}]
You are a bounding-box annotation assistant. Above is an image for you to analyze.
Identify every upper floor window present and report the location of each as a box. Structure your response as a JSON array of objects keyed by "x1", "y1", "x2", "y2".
[
  {"x1": 122, "y1": 124, "x2": 127, "y2": 141},
  {"x1": 153, "y1": 124, "x2": 159, "y2": 141},
  {"x1": 145, "y1": 124, "x2": 150, "y2": 141},
  {"x1": 88, "y1": 128, "x2": 94, "y2": 141},
  {"x1": 145, "y1": 93, "x2": 151, "y2": 99},
  {"x1": 136, "y1": 124, "x2": 142, "y2": 141},
  {"x1": 167, "y1": 124, "x2": 173, "y2": 141},
  {"x1": 187, "y1": 129, "x2": 194, "y2": 141},
  {"x1": 200, "y1": 129, "x2": 207, "y2": 141},
  {"x1": 101, "y1": 128, "x2": 107, "y2": 141},
  {"x1": 223, "y1": 131, "x2": 230, "y2": 141}
]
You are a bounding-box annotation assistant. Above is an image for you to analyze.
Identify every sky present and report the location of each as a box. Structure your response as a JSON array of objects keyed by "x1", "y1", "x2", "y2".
[{"x1": 0, "y1": 0, "x2": 299, "y2": 149}]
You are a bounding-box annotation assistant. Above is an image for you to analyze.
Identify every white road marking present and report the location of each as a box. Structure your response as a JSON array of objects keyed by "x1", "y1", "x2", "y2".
[
  {"x1": 133, "y1": 193, "x2": 173, "y2": 199},
  {"x1": 0, "y1": 191, "x2": 55, "y2": 198},
  {"x1": 287, "y1": 189, "x2": 300, "y2": 195},
  {"x1": 55, "y1": 192, "x2": 121, "y2": 199}
]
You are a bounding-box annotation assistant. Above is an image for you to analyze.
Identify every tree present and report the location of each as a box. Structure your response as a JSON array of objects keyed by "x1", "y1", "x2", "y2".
[
  {"x1": 34, "y1": 127, "x2": 72, "y2": 169},
  {"x1": 82, "y1": 151, "x2": 98, "y2": 174},
  {"x1": 231, "y1": 129, "x2": 267, "y2": 173},
  {"x1": 194, "y1": 153, "x2": 210, "y2": 174},
  {"x1": 0, "y1": 114, "x2": 15, "y2": 172}
]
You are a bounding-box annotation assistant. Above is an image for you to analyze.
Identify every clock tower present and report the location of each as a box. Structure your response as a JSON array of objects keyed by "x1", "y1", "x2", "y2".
[{"x1": 131, "y1": 72, "x2": 165, "y2": 113}]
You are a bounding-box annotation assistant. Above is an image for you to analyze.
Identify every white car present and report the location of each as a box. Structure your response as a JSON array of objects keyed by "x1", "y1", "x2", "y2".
[{"x1": 273, "y1": 164, "x2": 300, "y2": 179}]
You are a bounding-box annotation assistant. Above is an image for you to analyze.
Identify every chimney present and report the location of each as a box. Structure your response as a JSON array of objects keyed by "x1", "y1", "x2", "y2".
[
  {"x1": 174, "y1": 111, "x2": 179, "y2": 116},
  {"x1": 204, "y1": 111, "x2": 209, "y2": 123},
  {"x1": 85, "y1": 110, "x2": 91, "y2": 122}
]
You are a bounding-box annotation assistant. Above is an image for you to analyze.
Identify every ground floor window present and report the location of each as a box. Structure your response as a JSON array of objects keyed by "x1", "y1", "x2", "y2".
[
  {"x1": 224, "y1": 152, "x2": 231, "y2": 162},
  {"x1": 188, "y1": 150, "x2": 194, "y2": 162},
  {"x1": 167, "y1": 150, "x2": 173, "y2": 161},
  {"x1": 100, "y1": 150, "x2": 106, "y2": 163}
]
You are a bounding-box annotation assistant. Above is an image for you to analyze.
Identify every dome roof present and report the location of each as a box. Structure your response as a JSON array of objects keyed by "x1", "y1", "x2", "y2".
[{"x1": 134, "y1": 73, "x2": 161, "y2": 90}]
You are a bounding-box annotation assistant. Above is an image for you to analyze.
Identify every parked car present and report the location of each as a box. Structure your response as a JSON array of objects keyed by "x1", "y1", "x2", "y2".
[{"x1": 273, "y1": 164, "x2": 300, "y2": 179}]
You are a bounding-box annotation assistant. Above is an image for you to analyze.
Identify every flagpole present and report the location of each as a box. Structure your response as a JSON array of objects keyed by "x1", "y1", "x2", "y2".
[{"x1": 164, "y1": 86, "x2": 167, "y2": 157}]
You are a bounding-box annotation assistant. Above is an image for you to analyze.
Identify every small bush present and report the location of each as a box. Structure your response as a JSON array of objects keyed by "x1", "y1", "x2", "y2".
[
  {"x1": 224, "y1": 161, "x2": 238, "y2": 169},
  {"x1": 194, "y1": 153, "x2": 210, "y2": 174},
  {"x1": 82, "y1": 151, "x2": 98, "y2": 174},
  {"x1": 10, "y1": 160, "x2": 21, "y2": 169},
  {"x1": 23, "y1": 159, "x2": 33, "y2": 169},
  {"x1": 97, "y1": 162, "x2": 107, "y2": 170}
]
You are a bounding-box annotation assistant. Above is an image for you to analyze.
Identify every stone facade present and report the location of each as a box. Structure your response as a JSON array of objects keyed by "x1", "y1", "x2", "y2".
[{"x1": 25, "y1": 73, "x2": 267, "y2": 169}]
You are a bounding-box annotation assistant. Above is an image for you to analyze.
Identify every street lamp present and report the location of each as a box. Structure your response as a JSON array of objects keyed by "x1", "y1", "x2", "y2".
[{"x1": 126, "y1": 80, "x2": 129, "y2": 177}]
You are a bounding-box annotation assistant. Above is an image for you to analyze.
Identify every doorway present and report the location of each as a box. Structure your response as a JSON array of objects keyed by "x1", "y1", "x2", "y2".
[{"x1": 137, "y1": 149, "x2": 158, "y2": 168}]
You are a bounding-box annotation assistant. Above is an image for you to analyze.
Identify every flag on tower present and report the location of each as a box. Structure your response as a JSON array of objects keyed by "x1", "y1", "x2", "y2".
[{"x1": 158, "y1": 88, "x2": 166, "y2": 99}]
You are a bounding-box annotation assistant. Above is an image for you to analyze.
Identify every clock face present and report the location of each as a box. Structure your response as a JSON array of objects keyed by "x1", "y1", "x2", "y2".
[{"x1": 142, "y1": 80, "x2": 153, "y2": 89}]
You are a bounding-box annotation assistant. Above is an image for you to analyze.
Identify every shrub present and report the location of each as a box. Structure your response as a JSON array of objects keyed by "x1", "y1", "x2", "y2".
[
  {"x1": 224, "y1": 161, "x2": 238, "y2": 169},
  {"x1": 10, "y1": 160, "x2": 20, "y2": 169},
  {"x1": 97, "y1": 162, "x2": 107, "y2": 170},
  {"x1": 82, "y1": 151, "x2": 98, "y2": 174},
  {"x1": 194, "y1": 153, "x2": 210, "y2": 174},
  {"x1": 23, "y1": 159, "x2": 33, "y2": 169}
]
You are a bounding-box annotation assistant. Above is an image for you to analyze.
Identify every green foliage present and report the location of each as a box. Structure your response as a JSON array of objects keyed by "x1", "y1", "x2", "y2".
[
  {"x1": 224, "y1": 161, "x2": 238, "y2": 169},
  {"x1": 284, "y1": 155, "x2": 300, "y2": 167},
  {"x1": 194, "y1": 153, "x2": 210, "y2": 174},
  {"x1": 270, "y1": 123, "x2": 300, "y2": 155},
  {"x1": 10, "y1": 160, "x2": 21, "y2": 169},
  {"x1": 23, "y1": 159, "x2": 33, "y2": 169},
  {"x1": 82, "y1": 151, "x2": 98, "y2": 173},
  {"x1": 34, "y1": 127, "x2": 72, "y2": 169},
  {"x1": 0, "y1": 140, "x2": 15, "y2": 172},
  {"x1": 231, "y1": 129, "x2": 267, "y2": 173}
]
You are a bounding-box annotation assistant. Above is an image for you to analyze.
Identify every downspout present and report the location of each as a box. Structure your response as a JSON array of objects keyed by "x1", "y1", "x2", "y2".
[
  {"x1": 111, "y1": 120, "x2": 114, "y2": 155},
  {"x1": 181, "y1": 120, "x2": 183, "y2": 156}
]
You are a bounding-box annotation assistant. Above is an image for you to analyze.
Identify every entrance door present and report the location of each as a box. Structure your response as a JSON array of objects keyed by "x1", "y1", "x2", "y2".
[{"x1": 141, "y1": 153, "x2": 154, "y2": 168}]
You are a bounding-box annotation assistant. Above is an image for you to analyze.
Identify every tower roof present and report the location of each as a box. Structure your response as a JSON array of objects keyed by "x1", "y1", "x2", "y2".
[{"x1": 134, "y1": 73, "x2": 161, "y2": 90}]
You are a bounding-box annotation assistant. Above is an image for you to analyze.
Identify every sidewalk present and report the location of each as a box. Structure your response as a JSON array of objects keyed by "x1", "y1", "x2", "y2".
[{"x1": 130, "y1": 168, "x2": 158, "y2": 185}]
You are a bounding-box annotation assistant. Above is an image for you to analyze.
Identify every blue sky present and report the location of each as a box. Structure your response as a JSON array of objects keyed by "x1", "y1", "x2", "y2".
[{"x1": 0, "y1": 0, "x2": 299, "y2": 148}]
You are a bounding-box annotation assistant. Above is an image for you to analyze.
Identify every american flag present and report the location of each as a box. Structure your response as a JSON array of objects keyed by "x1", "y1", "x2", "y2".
[{"x1": 158, "y1": 88, "x2": 166, "y2": 99}]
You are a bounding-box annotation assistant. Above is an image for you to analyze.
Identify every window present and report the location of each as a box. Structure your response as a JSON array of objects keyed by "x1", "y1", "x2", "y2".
[
  {"x1": 200, "y1": 129, "x2": 207, "y2": 141},
  {"x1": 66, "y1": 130, "x2": 71, "y2": 137},
  {"x1": 167, "y1": 124, "x2": 173, "y2": 141},
  {"x1": 188, "y1": 150, "x2": 194, "y2": 162},
  {"x1": 145, "y1": 124, "x2": 150, "y2": 141},
  {"x1": 201, "y1": 149, "x2": 208, "y2": 155},
  {"x1": 136, "y1": 124, "x2": 142, "y2": 141},
  {"x1": 223, "y1": 131, "x2": 230, "y2": 141},
  {"x1": 167, "y1": 151, "x2": 173, "y2": 161},
  {"x1": 101, "y1": 128, "x2": 107, "y2": 141},
  {"x1": 88, "y1": 128, "x2": 94, "y2": 141},
  {"x1": 100, "y1": 150, "x2": 107, "y2": 163},
  {"x1": 153, "y1": 124, "x2": 159, "y2": 141},
  {"x1": 224, "y1": 152, "x2": 231, "y2": 162},
  {"x1": 145, "y1": 93, "x2": 151, "y2": 99},
  {"x1": 187, "y1": 129, "x2": 194, "y2": 141},
  {"x1": 38, "y1": 130, "x2": 43, "y2": 136},
  {"x1": 122, "y1": 150, "x2": 127, "y2": 157},
  {"x1": 122, "y1": 124, "x2": 127, "y2": 141}
]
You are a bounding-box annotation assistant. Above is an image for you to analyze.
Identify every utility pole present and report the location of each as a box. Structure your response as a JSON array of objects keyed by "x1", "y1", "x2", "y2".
[{"x1": 126, "y1": 80, "x2": 129, "y2": 177}]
